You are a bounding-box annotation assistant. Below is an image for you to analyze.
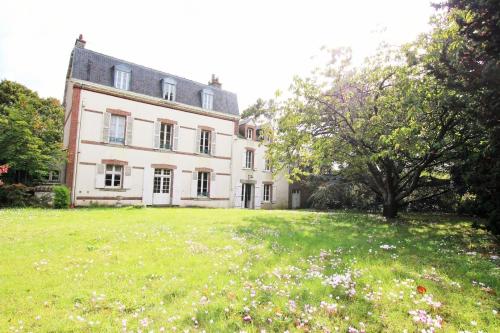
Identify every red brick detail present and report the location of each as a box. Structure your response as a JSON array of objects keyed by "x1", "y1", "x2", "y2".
[
  {"x1": 195, "y1": 167, "x2": 213, "y2": 172},
  {"x1": 106, "y1": 108, "x2": 131, "y2": 116},
  {"x1": 151, "y1": 164, "x2": 177, "y2": 169},
  {"x1": 157, "y1": 118, "x2": 177, "y2": 125},
  {"x1": 101, "y1": 159, "x2": 128, "y2": 165},
  {"x1": 198, "y1": 125, "x2": 215, "y2": 131},
  {"x1": 234, "y1": 120, "x2": 239, "y2": 135},
  {"x1": 65, "y1": 86, "x2": 81, "y2": 190}
]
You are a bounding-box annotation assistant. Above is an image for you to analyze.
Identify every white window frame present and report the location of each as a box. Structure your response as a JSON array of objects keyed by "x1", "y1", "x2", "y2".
[
  {"x1": 160, "y1": 123, "x2": 173, "y2": 150},
  {"x1": 199, "y1": 130, "x2": 211, "y2": 154},
  {"x1": 263, "y1": 184, "x2": 271, "y2": 202},
  {"x1": 197, "y1": 171, "x2": 209, "y2": 197},
  {"x1": 104, "y1": 165, "x2": 123, "y2": 188},
  {"x1": 201, "y1": 89, "x2": 214, "y2": 110},
  {"x1": 246, "y1": 128, "x2": 253, "y2": 139},
  {"x1": 245, "y1": 150, "x2": 254, "y2": 169},
  {"x1": 109, "y1": 114, "x2": 126, "y2": 144},
  {"x1": 114, "y1": 65, "x2": 131, "y2": 90},
  {"x1": 264, "y1": 159, "x2": 271, "y2": 172},
  {"x1": 162, "y1": 78, "x2": 177, "y2": 101}
]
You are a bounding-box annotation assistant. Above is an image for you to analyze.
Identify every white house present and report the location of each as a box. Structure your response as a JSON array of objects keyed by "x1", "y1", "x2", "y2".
[{"x1": 63, "y1": 35, "x2": 288, "y2": 208}]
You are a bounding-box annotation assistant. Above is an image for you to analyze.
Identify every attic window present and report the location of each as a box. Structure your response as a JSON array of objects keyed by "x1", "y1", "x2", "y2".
[
  {"x1": 162, "y1": 77, "x2": 177, "y2": 101},
  {"x1": 114, "y1": 64, "x2": 131, "y2": 90},
  {"x1": 201, "y1": 89, "x2": 214, "y2": 110}
]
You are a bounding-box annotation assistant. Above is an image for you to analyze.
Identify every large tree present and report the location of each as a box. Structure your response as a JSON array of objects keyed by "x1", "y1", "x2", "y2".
[
  {"x1": 424, "y1": 1, "x2": 500, "y2": 232},
  {"x1": 267, "y1": 47, "x2": 474, "y2": 217},
  {"x1": 0, "y1": 80, "x2": 64, "y2": 183}
]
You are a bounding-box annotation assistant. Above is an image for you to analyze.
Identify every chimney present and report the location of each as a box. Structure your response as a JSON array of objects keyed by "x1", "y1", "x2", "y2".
[
  {"x1": 75, "y1": 34, "x2": 86, "y2": 48},
  {"x1": 208, "y1": 74, "x2": 222, "y2": 89}
]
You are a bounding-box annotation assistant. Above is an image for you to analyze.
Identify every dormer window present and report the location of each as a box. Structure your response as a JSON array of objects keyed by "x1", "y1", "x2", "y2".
[
  {"x1": 201, "y1": 89, "x2": 214, "y2": 110},
  {"x1": 114, "y1": 65, "x2": 131, "y2": 90},
  {"x1": 246, "y1": 128, "x2": 253, "y2": 139},
  {"x1": 162, "y1": 78, "x2": 177, "y2": 101}
]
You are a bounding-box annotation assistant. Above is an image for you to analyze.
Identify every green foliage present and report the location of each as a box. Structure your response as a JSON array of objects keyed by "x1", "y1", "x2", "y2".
[
  {"x1": 0, "y1": 80, "x2": 65, "y2": 184},
  {"x1": 267, "y1": 46, "x2": 471, "y2": 217},
  {"x1": 423, "y1": 1, "x2": 500, "y2": 234},
  {"x1": 52, "y1": 185, "x2": 70, "y2": 209},
  {"x1": 0, "y1": 183, "x2": 33, "y2": 207}
]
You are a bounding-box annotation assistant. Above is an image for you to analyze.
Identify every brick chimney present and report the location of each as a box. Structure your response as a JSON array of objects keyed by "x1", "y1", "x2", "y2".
[
  {"x1": 208, "y1": 74, "x2": 221, "y2": 89},
  {"x1": 75, "y1": 34, "x2": 86, "y2": 48}
]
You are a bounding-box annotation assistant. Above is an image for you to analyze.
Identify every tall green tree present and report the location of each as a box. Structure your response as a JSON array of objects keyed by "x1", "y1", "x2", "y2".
[
  {"x1": 0, "y1": 80, "x2": 64, "y2": 183},
  {"x1": 424, "y1": 1, "x2": 500, "y2": 232},
  {"x1": 267, "y1": 47, "x2": 474, "y2": 217}
]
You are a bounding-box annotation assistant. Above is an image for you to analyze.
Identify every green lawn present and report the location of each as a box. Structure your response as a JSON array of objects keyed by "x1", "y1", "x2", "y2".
[{"x1": 0, "y1": 208, "x2": 498, "y2": 332}]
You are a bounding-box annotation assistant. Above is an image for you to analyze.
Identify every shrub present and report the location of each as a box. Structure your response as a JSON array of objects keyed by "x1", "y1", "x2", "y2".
[
  {"x1": 0, "y1": 183, "x2": 33, "y2": 207},
  {"x1": 53, "y1": 185, "x2": 70, "y2": 209}
]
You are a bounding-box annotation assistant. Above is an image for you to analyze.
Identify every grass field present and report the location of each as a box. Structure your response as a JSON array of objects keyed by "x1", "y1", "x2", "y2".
[{"x1": 0, "y1": 208, "x2": 498, "y2": 332}]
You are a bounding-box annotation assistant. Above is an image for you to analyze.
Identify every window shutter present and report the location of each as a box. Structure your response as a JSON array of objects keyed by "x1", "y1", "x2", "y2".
[
  {"x1": 102, "y1": 112, "x2": 111, "y2": 143},
  {"x1": 210, "y1": 131, "x2": 216, "y2": 155},
  {"x1": 255, "y1": 186, "x2": 261, "y2": 209},
  {"x1": 234, "y1": 185, "x2": 242, "y2": 208},
  {"x1": 125, "y1": 116, "x2": 133, "y2": 145},
  {"x1": 123, "y1": 166, "x2": 132, "y2": 189},
  {"x1": 242, "y1": 151, "x2": 247, "y2": 169},
  {"x1": 191, "y1": 171, "x2": 198, "y2": 197},
  {"x1": 153, "y1": 121, "x2": 160, "y2": 149},
  {"x1": 210, "y1": 172, "x2": 216, "y2": 197},
  {"x1": 173, "y1": 124, "x2": 179, "y2": 151},
  {"x1": 95, "y1": 164, "x2": 105, "y2": 188},
  {"x1": 272, "y1": 185, "x2": 277, "y2": 203},
  {"x1": 195, "y1": 128, "x2": 202, "y2": 153}
]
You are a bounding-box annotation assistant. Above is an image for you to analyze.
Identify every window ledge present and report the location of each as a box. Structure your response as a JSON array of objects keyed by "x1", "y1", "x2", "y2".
[{"x1": 99, "y1": 188, "x2": 127, "y2": 192}]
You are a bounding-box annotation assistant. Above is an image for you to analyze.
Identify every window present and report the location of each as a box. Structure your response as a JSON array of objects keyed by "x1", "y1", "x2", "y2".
[
  {"x1": 263, "y1": 184, "x2": 271, "y2": 202},
  {"x1": 153, "y1": 169, "x2": 171, "y2": 194},
  {"x1": 245, "y1": 150, "x2": 254, "y2": 169},
  {"x1": 114, "y1": 65, "x2": 131, "y2": 90},
  {"x1": 246, "y1": 128, "x2": 253, "y2": 139},
  {"x1": 265, "y1": 159, "x2": 271, "y2": 172},
  {"x1": 109, "y1": 114, "x2": 126, "y2": 144},
  {"x1": 160, "y1": 123, "x2": 173, "y2": 149},
  {"x1": 199, "y1": 130, "x2": 211, "y2": 154},
  {"x1": 197, "y1": 172, "x2": 209, "y2": 197},
  {"x1": 201, "y1": 89, "x2": 214, "y2": 110},
  {"x1": 46, "y1": 170, "x2": 60, "y2": 183},
  {"x1": 105, "y1": 165, "x2": 123, "y2": 188},
  {"x1": 162, "y1": 78, "x2": 176, "y2": 101}
]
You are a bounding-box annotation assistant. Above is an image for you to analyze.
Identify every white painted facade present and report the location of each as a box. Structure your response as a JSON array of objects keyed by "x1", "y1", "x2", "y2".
[{"x1": 64, "y1": 80, "x2": 289, "y2": 208}]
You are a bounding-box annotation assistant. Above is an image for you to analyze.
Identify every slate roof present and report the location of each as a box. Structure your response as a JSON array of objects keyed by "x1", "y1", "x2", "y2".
[{"x1": 70, "y1": 47, "x2": 239, "y2": 116}]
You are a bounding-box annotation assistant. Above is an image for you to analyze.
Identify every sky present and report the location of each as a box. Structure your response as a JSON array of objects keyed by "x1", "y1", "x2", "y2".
[{"x1": 0, "y1": 0, "x2": 435, "y2": 111}]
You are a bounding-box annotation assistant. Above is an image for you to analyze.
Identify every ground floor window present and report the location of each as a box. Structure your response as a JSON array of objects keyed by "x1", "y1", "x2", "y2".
[
  {"x1": 105, "y1": 165, "x2": 123, "y2": 188},
  {"x1": 153, "y1": 169, "x2": 171, "y2": 193},
  {"x1": 263, "y1": 184, "x2": 271, "y2": 202},
  {"x1": 197, "y1": 172, "x2": 209, "y2": 197}
]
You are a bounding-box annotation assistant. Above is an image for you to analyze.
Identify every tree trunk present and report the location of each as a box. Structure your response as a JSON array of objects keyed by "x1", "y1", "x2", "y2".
[{"x1": 382, "y1": 200, "x2": 398, "y2": 218}]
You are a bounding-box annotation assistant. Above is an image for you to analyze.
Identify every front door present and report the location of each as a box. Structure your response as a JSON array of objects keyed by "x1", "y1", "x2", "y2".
[
  {"x1": 291, "y1": 189, "x2": 301, "y2": 209},
  {"x1": 242, "y1": 183, "x2": 254, "y2": 209},
  {"x1": 152, "y1": 169, "x2": 171, "y2": 205}
]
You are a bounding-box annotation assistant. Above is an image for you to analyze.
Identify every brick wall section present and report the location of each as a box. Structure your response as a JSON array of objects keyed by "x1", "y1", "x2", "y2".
[{"x1": 65, "y1": 87, "x2": 81, "y2": 191}]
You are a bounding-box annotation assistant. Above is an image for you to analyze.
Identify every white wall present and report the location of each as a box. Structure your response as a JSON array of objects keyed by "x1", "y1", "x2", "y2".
[{"x1": 72, "y1": 88, "x2": 235, "y2": 207}]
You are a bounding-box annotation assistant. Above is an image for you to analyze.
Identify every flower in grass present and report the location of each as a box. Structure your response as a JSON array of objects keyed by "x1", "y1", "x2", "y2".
[
  {"x1": 417, "y1": 285, "x2": 427, "y2": 294},
  {"x1": 380, "y1": 244, "x2": 396, "y2": 250},
  {"x1": 243, "y1": 314, "x2": 252, "y2": 322},
  {"x1": 288, "y1": 300, "x2": 297, "y2": 312},
  {"x1": 409, "y1": 309, "x2": 443, "y2": 329}
]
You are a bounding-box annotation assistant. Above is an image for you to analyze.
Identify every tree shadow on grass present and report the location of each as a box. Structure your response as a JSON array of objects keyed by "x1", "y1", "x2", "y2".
[{"x1": 235, "y1": 211, "x2": 499, "y2": 290}]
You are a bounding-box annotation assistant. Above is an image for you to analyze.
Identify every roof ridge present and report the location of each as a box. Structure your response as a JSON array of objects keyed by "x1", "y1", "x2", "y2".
[{"x1": 74, "y1": 47, "x2": 236, "y2": 96}]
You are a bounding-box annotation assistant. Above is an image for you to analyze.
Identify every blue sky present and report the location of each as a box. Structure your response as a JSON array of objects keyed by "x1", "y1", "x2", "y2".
[{"x1": 0, "y1": 0, "x2": 435, "y2": 110}]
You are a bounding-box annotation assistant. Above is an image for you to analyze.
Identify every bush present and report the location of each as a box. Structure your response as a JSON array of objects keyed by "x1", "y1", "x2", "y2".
[
  {"x1": 53, "y1": 185, "x2": 70, "y2": 209},
  {"x1": 0, "y1": 183, "x2": 34, "y2": 207}
]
